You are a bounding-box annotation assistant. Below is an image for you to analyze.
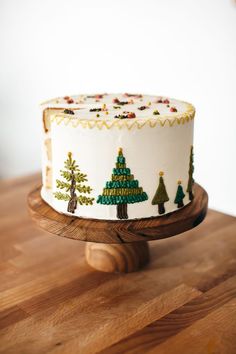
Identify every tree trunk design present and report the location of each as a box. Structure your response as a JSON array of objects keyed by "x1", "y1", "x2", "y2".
[
  {"x1": 67, "y1": 196, "x2": 77, "y2": 213},
  {"x1": 67, "y1": 172, "x2": 77, "y2": 213},
  {"x1": 188, "y1": 191, "x2": 194, "y2": 201},
  {"x1": 117, "y1": 204, "x2": 128, "y2": 219},
  {"x1": 177, "y1": 200, "x2": 184, "y2": 208},
  {"x1": 158, "y1": 203, "x2": 165, "y2": 215}
]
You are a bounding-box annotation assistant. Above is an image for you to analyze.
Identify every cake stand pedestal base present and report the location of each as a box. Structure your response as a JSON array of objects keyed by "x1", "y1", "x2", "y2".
[
  {"x1": 28, "y1": 183, "x2": 208, "y2": 273},
  {"x1": 85, "y1": 241, "x2": 150, "y2": 273}
]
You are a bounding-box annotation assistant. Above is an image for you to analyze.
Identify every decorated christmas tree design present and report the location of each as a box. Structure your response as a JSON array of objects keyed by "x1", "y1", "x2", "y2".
[
  {"x1": 97, "y1": 148, "x2": 148, "y2": 219},
  {"x1": 186, "y1": 145, "x2": 194, "y2": 201},
  {"x1": 54, "y1": 152, "x2": 94, "y2": 213},
  {"x1": 152, "y1": 171, "x2": 169, "y2": 215},
  {"x1": 174, "y1": 180, "x2": 185, "y2": 208}
]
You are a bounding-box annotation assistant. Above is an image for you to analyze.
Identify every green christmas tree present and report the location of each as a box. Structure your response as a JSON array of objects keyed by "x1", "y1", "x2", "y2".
[
  {"x1": 152, "y1": 171, "x2": 169, "y2": 215},
  {"x1": 54, "y1": 152, "x2": 94, "y2": 213},
  {"x1": 97, "y1": 148, "x2": 148, "y2": 219},
  {"x1": 174, "y1": 180, "x2": 185, "y2": 208},
  {"x1": 186, "y1": 145, "x2": 194, "y2": 200}
]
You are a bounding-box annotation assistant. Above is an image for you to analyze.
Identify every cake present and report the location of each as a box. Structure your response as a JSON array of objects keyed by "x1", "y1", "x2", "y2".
[{"x1": 41, "y1": 93, "x2": 195, "y2": 220}]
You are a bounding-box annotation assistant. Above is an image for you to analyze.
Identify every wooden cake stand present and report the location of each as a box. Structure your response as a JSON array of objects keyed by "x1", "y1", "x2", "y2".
[{"x1": 28, "y1": 183, "x2": 208, "y2": 273}]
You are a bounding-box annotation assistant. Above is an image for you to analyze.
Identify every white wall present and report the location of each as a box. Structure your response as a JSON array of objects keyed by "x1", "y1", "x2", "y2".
[{"x1": 0, "y1": 0, "x2": 236, "y2": 216}]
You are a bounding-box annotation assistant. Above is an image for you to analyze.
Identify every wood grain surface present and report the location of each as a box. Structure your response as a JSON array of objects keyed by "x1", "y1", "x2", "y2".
[
  {"x1": 28, "y1": 184, "x2": 207, "y2": 273},
  {"x1": 0, "y1": 174, "x2": 236, "y2": 354},
  {"x1": 85, "y1": 241, "x2": 150, "y2": 273},
  {"x1": 28, "y1": 184, "x2": 208, "y2": 243}
]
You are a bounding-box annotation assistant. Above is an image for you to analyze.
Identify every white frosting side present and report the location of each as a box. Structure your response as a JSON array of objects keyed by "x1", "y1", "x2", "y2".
[{"x1": 41, "y1": 93, "x2": 195, "y2": 220}]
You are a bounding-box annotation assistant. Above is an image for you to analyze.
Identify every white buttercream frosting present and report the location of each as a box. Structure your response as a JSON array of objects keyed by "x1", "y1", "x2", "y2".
[
  {"x1": 41, "y1": 93, "x2": 195, "y2": 220},
  {"x1": 41, "y1": 93, "x2": 194, "y2": 121}
]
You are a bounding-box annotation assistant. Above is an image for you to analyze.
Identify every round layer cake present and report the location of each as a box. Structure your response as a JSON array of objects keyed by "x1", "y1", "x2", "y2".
[{"x1": 41, "y1": 93, "x2": 195, "y2": 220}]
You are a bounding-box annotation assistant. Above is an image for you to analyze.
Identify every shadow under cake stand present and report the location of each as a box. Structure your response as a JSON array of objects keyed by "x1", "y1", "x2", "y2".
[{"x1": 28, "y1": 183, "x2": 208, "y2": 273}]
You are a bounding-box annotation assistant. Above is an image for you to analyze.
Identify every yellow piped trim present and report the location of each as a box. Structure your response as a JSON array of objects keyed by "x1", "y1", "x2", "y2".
[{"x1": 50, "y1": 107, "x2": 195, "y2": 130}]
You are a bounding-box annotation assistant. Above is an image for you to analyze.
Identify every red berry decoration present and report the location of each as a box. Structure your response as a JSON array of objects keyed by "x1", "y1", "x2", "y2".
[
  {"x1": 64, "y1": 96, "x2": 70, "y2": 100},
  {"x1": 127, "y1": 112, "x2": 136, "y2": 119},
  {"x1": 163, "y1": 99, "x2": 170, "y2": 104},
  {"x1": 112, "y1": 98, "x2": 129, "y2": 105},
  {"x1": 170, "y1": 107, "x2": 177, "y2": 112},
  {"x1": 157, "y1": 99, "x2": 163, "y2": 103},
  {"x1": 67, "y1": 99, "x2": 74, "y2": 104}
]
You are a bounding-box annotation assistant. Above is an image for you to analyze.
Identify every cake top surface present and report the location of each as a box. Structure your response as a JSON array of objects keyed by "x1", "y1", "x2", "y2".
[{"x1": 41, "y1": 93, "x2": 195, "y2": 121}]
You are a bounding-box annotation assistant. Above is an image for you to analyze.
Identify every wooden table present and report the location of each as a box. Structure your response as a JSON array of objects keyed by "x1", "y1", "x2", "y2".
[{"x1": 0, "y1": 174, "x2": 236, "y2": 354}]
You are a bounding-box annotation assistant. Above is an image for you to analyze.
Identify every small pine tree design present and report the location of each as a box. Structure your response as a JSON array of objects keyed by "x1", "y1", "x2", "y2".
[
  {"x1": 54, "y1": 152, "x2": 94, "y2": 213},
  {"x1": 97, "y1": 148, "x2": 148, "y2": 219},
  {"x1": 187, "y1": 145, "x2": 194, "y2": 201},
  {"x1": 174, "y1": 180, "x2": 185, "y2": 208},
  {"x1": 152, "y1": 171, "x2": 169, "y2": 215}
]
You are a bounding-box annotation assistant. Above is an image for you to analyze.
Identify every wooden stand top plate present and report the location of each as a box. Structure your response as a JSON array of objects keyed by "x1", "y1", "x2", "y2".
[{"x1": 28, "y1": 183, "x2": 208, "y2": 244}]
